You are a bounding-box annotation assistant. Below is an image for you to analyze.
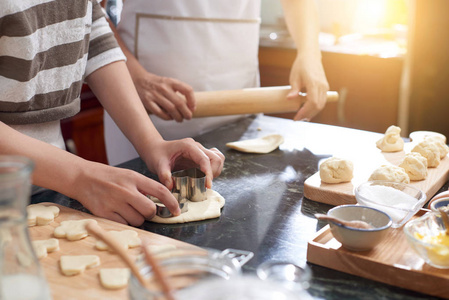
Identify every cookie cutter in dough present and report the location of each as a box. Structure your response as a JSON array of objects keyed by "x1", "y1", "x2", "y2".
[
  {"x1": 154, "y1": 193, "x2": 189, "y2": 218},
  {"x1": 172, "y1": 168, "x2": 207, "y2": 202}
]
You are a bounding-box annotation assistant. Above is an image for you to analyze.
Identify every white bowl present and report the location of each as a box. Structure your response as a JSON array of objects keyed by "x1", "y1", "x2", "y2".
[
  {"x1": 354, "y1": 181, "x2": 426, "y2": 228},
  {"x1": 430, "y1": 197, "x2": 449, "y2": 213},
  {"x1": 327, "y1": 205, "x2": 392, "y2": 251}
]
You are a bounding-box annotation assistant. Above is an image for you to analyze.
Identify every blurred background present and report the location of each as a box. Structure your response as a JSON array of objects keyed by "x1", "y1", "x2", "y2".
[
  {"x1": 64, "y1": 0, "x2": 449, "y2": 164},
  {"x1": 260, "y1": 0, "x2": 449, "y2": 139}
]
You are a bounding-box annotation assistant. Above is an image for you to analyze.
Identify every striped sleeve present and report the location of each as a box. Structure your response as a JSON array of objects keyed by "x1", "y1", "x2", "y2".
[{"x1": 84, "y1": 0, "x2": 125, "y2": 77}]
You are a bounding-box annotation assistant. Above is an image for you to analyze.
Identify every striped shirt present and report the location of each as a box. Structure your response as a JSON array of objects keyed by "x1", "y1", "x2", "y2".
[{"x1": 0, "y1": 0, "x2": 125, "y2": 125}]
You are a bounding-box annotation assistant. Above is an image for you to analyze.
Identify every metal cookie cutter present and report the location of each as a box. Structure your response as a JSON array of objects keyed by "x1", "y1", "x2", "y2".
[
  {"x1": 172, "y1": 168, "x2": 207, "y2": 202},
  {"x1": 154, "y1": 192, "x2": 189, "y2": 218}
]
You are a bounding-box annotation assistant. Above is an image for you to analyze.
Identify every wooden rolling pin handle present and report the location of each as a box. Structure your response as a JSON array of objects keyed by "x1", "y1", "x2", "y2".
[{"x1": 192, "y1": 86, "x2": 339, "y2": 118}]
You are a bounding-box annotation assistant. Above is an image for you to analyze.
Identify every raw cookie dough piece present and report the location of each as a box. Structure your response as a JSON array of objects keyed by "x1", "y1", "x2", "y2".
[
  {"x1": 54, "y1": 219, "x2": 97, "y2": 241},
  {"x1": 425, "y1": 136, "x2": 449, "y2": 159},
  {"x1": 99, "y1": 268, "x2": 130, "y2": 290},
  {"x1": 32, "y1": 238, "x2": 60, "y2": 259},
  {"x1": 95, "y1": 230, "x2": 141, "y2": 251},
  {"x1": 376, "y1": 125, "x2": 404, "y2": 152},
  {"x1": 319, "y1": 157, "x2": 354, "y2": 184},
  {"x1": 368, "y1": 165, "x2": 410, "y2": 184},
  {"x1": 412, "y1": 140, "x2": 441, "y2": 167},
  {"x1": 27, "y1": 204, "x2": 60, "y2": 226},
  {"x1": 399, "y1": 152, "x2": 428, "y2": 181},
  {"x1": 60, "y1": 255, "x2": 100, "y2": 276},
  {"x1": 226, "y1": 134, "x2": 284, "y2": 154},
  {"x1": 150, "y1": 189, "x2": 225, "y2": 224}
]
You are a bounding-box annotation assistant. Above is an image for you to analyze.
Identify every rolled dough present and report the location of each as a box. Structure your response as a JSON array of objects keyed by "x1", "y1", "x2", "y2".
[
  {"x1": 226, "y1": 134, "x2": 284, "y2": 154},
  {"x1": 150, "y1": 189, "x2": 225, "y2": 224}
]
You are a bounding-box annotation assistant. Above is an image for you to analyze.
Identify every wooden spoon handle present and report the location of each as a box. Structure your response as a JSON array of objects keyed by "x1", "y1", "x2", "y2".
[
  {"x1": 315, "y1": 213, "x2": 345, "y2": 225},
  {"x1": 141, "y1": 237, "x2": 176, "y2": 300},
  {"x1": 85, "y1": 221, "x2": 146, "y2": 285}
]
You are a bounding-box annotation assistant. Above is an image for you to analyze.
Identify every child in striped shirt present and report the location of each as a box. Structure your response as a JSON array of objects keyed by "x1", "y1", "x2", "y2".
[{"x1": 0, "y1": 0, "x2": 224, "y2": 225}]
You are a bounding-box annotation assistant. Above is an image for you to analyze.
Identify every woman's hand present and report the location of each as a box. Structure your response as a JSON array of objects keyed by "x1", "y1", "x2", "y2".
[
  {"x1": 133, "y1": 72, "x2": 196, "y2": 122},
  {"x1": 288, "y1": 54, "x2": 329, "y2": 122},
  {"x1": 142, "y1": 138, "x2": 225, "y2": 190}
]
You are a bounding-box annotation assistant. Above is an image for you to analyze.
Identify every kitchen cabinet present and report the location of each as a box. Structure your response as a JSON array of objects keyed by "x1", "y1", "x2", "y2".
[
  {"x1": 61, "y1": 85, "x2": 108, "y2": 164},
  {"x1": 258, "y1": 45, "x2": 404, "y2": 134},
  {"x1": 406, "y1": 0, "x2": 449, "y2": 138}
]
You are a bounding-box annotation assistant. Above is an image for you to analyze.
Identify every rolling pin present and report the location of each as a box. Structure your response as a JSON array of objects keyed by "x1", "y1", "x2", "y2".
[{"x1": 192, "y1": 86, "x2": 339, "y2": 118}]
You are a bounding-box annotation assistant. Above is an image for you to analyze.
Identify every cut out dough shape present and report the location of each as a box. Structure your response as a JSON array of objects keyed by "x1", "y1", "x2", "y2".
[
  {"x1": 54, "y1": 219, "x2": 97, "y2": 241},
  {"x1": 27, "y1": 204, "x2": 60, "y2": 226},
  {"x1": 95, "y1": 230, "x2": 141, "y2": 251},
  {"x1": 151, "y1": 189, "x2": 225, "y2": 224},
  {"x1": 226, "y1": 134, "x2": 284, "y2": 154},
  {"x1": 32, "y1": 238, "x2": 60, "y2": 259},
  {"x1": 99, "y1": 268, "x2": 130, "y2": 290},
  {"x1": 60, "y1": 255, "x2": 100, "y2": 276}
]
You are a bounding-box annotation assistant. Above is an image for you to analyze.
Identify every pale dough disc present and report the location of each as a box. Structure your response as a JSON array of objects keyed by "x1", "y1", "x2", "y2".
[
  {"x1": 151, "y1": 189, "x2": 225, "y2": 224},
  {"x1": 95, "y1": 230, "x2": 141, "y2": 251},
  {"x1": 54, "y1": 219, "x2": 97, "y2": 241},
  {"x1": 27, "y1": 204, "x2": 60, "y2": 226},
  {"x1": 99, "y1": 268, "x2": 130, "y2": 290},
  {"x1": 226, "y1": 134, "x2": 284, "y2": 154},
  {"x1": 60, "y1": 255, "x2": 100, "y2": 276},
  {"x1": 32, "y1": 238, "x2": 60, "y2": 259}
]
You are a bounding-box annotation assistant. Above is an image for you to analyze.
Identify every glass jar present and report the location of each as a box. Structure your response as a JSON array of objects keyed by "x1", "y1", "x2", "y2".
[
  {"x1": 0, "y1": 156, "x2": 52, "y2": 300},
  {"x1": 128, "y1": 247, "x2": 250, "y2": 300},
  {"x1": 129, "y1": 247, "x2": 312, "y2": 300}
]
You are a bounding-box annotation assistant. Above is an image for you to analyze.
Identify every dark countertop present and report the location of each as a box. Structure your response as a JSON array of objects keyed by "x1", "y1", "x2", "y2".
[{"x1": 32, "y1": 115, "x2": 445, "y2": 299}]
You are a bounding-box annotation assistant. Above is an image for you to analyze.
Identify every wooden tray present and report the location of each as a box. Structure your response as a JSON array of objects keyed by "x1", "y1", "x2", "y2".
[
  {"x1": 307, "y1": 210, "x2": 449, "y2": 298},
  {"x1": 28, "y1": 203, "x2": 196, "y2": 300},
  {"x1": 304, "y1": 142, "x2": 449, "y2": 206}
]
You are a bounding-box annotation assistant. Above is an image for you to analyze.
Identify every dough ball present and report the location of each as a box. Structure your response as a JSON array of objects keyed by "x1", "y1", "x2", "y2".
[
  {"x1": 319, "y1": 157, "x2": 354, "y2": 184},
  {"x1": 376, "y1": 125, "x2": 404, "y2": 152},
  {"x1": 368, "y1": 165, "x2": 410, "y2": 184},
  {"x1": 412, "y1": 140, "x2": 441, "y2": 167},
  {"x1": 425, "y1": 136, "x2": 449, "y2": 159},
  {"x1": 410, "y1": 131, "x2": 446, "y2": 143},
  {"x1": 399, "y1": 152, "x2": 428, "y2": 181}
]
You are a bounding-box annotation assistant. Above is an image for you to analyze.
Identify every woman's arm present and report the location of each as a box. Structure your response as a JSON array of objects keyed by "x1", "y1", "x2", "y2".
[{"x1": 280, "y1": 0, "x2": 329, "y2": 121}]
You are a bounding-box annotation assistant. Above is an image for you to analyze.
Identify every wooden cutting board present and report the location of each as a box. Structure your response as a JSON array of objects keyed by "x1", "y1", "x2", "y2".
[
  {"x1": 307, "y1": 210, "x2": 449, "y2": 298},
  {"x1": 28, "y1": 203, "x2": 196, "y2": 300},
  {"x1": 304, "y1": 141, "x2": 449, "y2": 206}
]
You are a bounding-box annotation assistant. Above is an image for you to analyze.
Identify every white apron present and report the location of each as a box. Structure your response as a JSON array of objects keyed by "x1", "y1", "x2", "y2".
[{"x1": 105, "y1": 0, "x2": 261, "y2": 165}]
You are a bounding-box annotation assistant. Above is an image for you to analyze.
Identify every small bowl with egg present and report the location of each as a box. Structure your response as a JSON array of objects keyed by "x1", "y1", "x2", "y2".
[
  {"x1": 354, "y1": 181, "x2": 427, "y2": 228},
  {"x1": 404, "y1": 211, "x2": 449, "y2": 269},
  {"x1": 326, "y1": 205, "x2": 392, "y2": 251}
]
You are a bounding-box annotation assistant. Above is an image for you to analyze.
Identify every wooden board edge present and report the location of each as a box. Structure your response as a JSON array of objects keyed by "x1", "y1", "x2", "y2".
[
  {"x1": 303, "y1": 182, "x2": 357, "y2": 205},
  {"x1": 306, "y1": 219, "x2": 449, "y2": 298}
]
